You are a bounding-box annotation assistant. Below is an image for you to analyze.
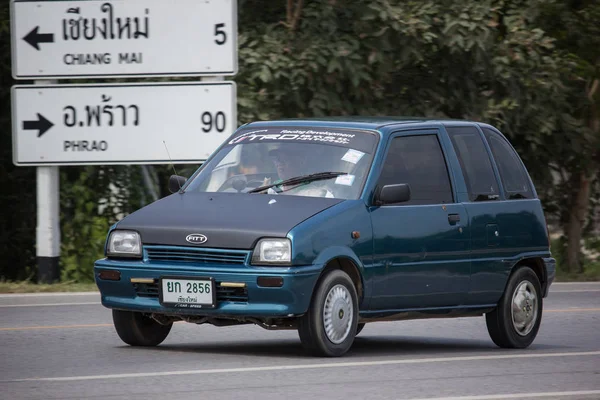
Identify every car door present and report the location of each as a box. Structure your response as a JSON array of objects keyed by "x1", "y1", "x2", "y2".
[
  {"x1": 445, "y1": 125, "x2": 503, "y2": 306},
  {"x1": 369, "y1": 130, "x2": 471, "y2": 310}
]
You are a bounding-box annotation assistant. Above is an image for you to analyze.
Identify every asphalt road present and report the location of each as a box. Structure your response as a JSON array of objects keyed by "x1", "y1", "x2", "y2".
[{"x1": 1, "y1": 282, "x2": 599, "y2": 400}]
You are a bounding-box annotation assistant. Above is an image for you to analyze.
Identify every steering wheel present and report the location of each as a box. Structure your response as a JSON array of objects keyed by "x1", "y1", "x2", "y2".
[{"x1": 218, "y1": 174, "x2": 269, "y2": 192}]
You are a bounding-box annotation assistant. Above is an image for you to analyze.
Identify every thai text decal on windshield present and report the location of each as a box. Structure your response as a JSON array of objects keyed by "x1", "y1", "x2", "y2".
[{"x1": 228, "y1": 127, "x2": 377, "y2": 153}]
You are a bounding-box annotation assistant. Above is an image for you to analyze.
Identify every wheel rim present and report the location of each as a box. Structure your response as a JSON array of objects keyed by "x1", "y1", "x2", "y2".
[
  {"x1": 323, "y1": 284, "x2": 353, "y2": 344},
  {"x1": 510, "y1": 280, "x2": 538, "y2": 336}
]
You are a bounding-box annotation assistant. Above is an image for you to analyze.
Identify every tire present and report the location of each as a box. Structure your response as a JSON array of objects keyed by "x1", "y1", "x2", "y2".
[
  {"x1": 298, "y1": 269, "x2": 359, "y2": 357},
  {"x1": 112, "y1": 310, "x2": 173, "y2": 347},
  {"x1": 356, "y1": 323, "x2": 366, "y2": 336},
  {"x1": 485, "y1": 266, "x2": 543, "y2": 348}
]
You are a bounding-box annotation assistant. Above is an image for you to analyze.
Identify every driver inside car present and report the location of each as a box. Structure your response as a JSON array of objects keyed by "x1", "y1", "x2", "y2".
[{"x1": 265, "y1": 145, "x2": 335, "y2": 198}]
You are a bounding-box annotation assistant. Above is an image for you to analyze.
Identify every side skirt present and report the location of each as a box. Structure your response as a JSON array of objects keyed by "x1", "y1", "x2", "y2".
[{"x1": 358, "y1": 304, "x2": 497, "y2": 323}]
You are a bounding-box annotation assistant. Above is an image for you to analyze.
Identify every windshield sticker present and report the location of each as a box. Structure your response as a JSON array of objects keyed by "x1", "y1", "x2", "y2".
[
  {"x1": 341, "y1": 149, "x2": 365, "y2": 164},
  {"x1": 226, "y1": 127, "x2": 377, "y2": 154},
  {"x1": 335, "y1": 174, "x2": 355, "y2": 186},
  {"x1": 229, "y1": 130, "x2": 355, "y2": 145},
  {"x1": 227, "y1": 127, "x2": 377, "y2": 154}
]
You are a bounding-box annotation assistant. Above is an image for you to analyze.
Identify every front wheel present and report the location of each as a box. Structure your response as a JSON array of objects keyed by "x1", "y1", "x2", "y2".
[
  {"x1": 112, "y1": 310, "x2": 172, "y2": 347},
  {"x1": 485, "y1": 266, "x2": 543, "y2": 348},
  {"x1": 298, "y1": 270, "x2": 358, "y2": 357}
]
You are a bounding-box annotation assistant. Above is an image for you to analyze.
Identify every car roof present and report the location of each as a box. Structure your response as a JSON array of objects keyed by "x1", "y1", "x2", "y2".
[{"x1": 243, "y1": 116, "x2": 486, "y2": 135}]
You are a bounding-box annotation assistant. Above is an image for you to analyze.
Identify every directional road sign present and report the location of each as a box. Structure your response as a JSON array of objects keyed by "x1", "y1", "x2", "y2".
[
  {"x1": 10, "y1": 0, "x2": 237, "y2": 79},
  {"x1": 11, "y1": 82, "x2": 237, "y2": 165}
]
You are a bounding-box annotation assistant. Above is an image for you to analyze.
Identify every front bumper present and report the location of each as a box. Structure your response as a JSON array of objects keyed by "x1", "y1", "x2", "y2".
[
  {"x1": 543, "y1": 257, "x2": 556, "y2": 297},
  {"x1": 94, "y1": 258, "x2": 323, "y2": 318}
]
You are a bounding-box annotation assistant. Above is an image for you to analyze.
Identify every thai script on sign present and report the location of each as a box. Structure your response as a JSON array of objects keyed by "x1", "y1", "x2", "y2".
[
  {"x1": 63, "y1": 95, "x2": 139, "y2": 128},
  {"x1": 62, "y1": 3, "x2": 150, "y2": 41}
]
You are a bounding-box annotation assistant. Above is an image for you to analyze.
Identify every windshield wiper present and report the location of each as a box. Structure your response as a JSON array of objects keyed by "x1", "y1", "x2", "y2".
[{"x1": 248, "y1": 172, "x2": 348, "y2": 194}]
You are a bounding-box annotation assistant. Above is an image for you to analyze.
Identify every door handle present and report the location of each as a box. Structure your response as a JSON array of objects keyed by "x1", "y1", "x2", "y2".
[{"x1": 448, "y1": 213, "x2": 460, "y2": 224}]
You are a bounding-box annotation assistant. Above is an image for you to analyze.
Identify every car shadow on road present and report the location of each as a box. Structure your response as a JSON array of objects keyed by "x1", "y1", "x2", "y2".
[{"x1": 134, "y1": 334, "x2": 564, "y2": 359}]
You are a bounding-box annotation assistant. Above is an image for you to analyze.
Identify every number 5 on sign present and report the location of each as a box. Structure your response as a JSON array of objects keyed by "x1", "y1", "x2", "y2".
[{"x1": 215, "y1": 23, "x2": 227, "y2": 45}]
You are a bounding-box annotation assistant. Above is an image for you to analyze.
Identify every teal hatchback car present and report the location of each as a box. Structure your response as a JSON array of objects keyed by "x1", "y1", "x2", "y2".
[{"x1": 94, "y1": 118, "x2": 555, "y2": 357}]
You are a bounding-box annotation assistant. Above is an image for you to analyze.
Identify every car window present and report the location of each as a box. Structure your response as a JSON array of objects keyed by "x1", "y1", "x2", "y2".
[
  {"x1": 446, "y1": 126, "x2": 500, "y2": 201},
  {"x1": 482, "y1": 127, "x2": 532, "y2": 199},
  {"x1": 378, "y1": 134, "x2": 453, "y2": 205}
]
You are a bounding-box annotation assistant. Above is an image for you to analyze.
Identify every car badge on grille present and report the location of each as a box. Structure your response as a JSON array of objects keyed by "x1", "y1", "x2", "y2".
[{"x1": 185, "y1": 233, "x2": 208, "y2": 245}]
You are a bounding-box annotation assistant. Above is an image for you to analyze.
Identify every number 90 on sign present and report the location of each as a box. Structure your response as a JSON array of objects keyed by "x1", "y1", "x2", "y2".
[{"x1": 202, "y1": 111, "x2": 226, "y2": 133}]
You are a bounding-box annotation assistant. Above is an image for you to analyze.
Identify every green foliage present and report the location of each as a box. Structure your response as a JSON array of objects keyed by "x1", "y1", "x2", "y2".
[
  {"x1": 552, "y1": 235, "x2": 600, "y2": 281},
  {"x1": 59, "y1": 165, "x2": 147, "y2": 283},
  {"x1": 0, "y1": 1, "x2": 37, "y2": 280},
  {"x1": 60, "y1": 215, "x2": 108, "y2": 282},
  {"x1": 235, "y1": 0, "x2": 574, "y2": 185}
]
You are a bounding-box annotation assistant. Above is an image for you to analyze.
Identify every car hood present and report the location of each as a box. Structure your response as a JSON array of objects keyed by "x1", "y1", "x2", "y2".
[{"x1": 115, "y1": 192, "x2": 344, "y2": 249}]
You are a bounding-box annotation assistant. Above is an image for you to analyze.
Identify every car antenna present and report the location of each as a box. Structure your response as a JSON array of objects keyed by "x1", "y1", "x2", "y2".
[{"x1": 163, "y1": 140, "x2": 183, "y2": 193}]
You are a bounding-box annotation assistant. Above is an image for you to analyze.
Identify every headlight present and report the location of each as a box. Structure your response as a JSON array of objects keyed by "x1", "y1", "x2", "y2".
[
  {"x1": 107, "y1": 230, "x2": 142, "y2": 258},
  {"x1": 251, "y1": 238, "x2": 291, "y2": 265}
]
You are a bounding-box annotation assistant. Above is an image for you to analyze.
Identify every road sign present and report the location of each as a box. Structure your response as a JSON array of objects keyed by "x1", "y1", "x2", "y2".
[
  {"x1": 10, "y1": 0, "x2": 237, "y2": 79},
  {"x1": 11, "y1": 82, "x2": 237, "y2": 165}
]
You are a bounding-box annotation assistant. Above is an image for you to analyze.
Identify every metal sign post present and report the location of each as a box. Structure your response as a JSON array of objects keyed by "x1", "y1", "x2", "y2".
[
  {"x1": 31, "y1": 80, "x2": 60, "y2": 283},
  {"x1": 36, "y1": 165, "x2": 60, "y2": 283}
]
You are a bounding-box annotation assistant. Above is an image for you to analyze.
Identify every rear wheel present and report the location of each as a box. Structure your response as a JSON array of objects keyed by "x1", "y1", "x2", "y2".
[
  {"x1": 112, "y1": 310, "x2": 172, "y2": 347},
  {"x1": 485, "y1": 266, "x2": 543, "y2": 348},
  {"x1": 298, "y1": 269, "x2": 358, "y2": 357}
]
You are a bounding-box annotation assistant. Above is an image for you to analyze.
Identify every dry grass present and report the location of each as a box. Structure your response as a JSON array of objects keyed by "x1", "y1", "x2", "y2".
[{"x1": 0, "y1": 280, "x2": 98, "y2": 293}]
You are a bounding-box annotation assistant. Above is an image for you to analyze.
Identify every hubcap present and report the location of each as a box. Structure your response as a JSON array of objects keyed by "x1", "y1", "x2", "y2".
[
  {"x1": 511, "y1": 280, "x2": 538, "y2": 336},
  {"x1": 323, "y1": 284, "x2": 353, "y2": 344}
]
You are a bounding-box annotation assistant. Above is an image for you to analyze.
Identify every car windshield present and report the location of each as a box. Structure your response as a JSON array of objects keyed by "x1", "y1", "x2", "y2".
[{"x1": 183, "y1": 126, "x2": 379, "y2": 199}]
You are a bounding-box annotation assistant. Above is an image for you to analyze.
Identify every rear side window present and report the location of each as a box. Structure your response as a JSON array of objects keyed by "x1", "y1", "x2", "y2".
[
  {"x1": 446, "y1": 126, "x2": 500, "y2": 201},
  {"x1": 378, "y1": 134, "x2": 453, "y2": 205},
  {"x1": 482, "y1": 128, "x2": 532, "y2": 199}
]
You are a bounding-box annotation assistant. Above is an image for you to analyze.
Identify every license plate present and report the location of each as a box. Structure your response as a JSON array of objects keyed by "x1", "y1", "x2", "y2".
[{"x1": 159, "y1": 277, "x2": 216, "y2": 309}]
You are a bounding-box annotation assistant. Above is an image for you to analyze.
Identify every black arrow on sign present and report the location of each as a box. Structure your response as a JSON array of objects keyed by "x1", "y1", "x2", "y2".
[
  {"x1": 23, "y1": 26, "x2": 54, "y2": 50},
  {"x1": 23, "y1": 114, "x2": 54, "y2": 137}
]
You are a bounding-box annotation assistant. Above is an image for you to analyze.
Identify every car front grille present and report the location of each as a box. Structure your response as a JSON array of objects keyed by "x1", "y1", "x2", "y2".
[
  {"x1": 217, "y1": 285, "x2": 249, "y2": 302},
  {"x1": 133, "y1": 282, "x2": 159, "y2": 298},
  {"x1": 145, "y1": 246, "x2": 249, "y2": 265},
  {"x1": 133, "y1": 280, "x2": 249, "y2": 303}
]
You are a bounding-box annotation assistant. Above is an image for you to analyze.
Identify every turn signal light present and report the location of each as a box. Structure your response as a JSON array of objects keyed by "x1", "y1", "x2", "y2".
[
  {"x1": 98, "y1": 270, "x2": 121, "y2": 281},
  {"x1": 257, "y1": 276, "x2": 284, "y2": 287}
]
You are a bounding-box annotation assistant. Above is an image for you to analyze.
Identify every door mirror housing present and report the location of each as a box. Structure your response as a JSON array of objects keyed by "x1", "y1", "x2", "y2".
[
  {"x1": 168, "y1": 175, "x2": 187, "y2": 194},
  {"x1": 376, "y1": 184, "x2": 411, "y2": 205}
]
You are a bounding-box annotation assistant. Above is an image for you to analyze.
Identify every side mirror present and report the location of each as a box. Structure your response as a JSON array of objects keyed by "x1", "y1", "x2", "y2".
[
  {"x1": 168, "y1": 175, "x2": 187, "y2": 193},
  {"x1": 377, "y1": 184, "x2": 410, "y2": 205}
]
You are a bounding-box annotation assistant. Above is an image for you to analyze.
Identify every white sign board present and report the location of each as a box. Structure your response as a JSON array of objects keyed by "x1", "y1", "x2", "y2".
[
  {"x1": 10, "y1": 0, "x2": 237, "y2": 79},
  {"x1": 11, "y1": 82, "x2": 237, "y2": 165}
]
